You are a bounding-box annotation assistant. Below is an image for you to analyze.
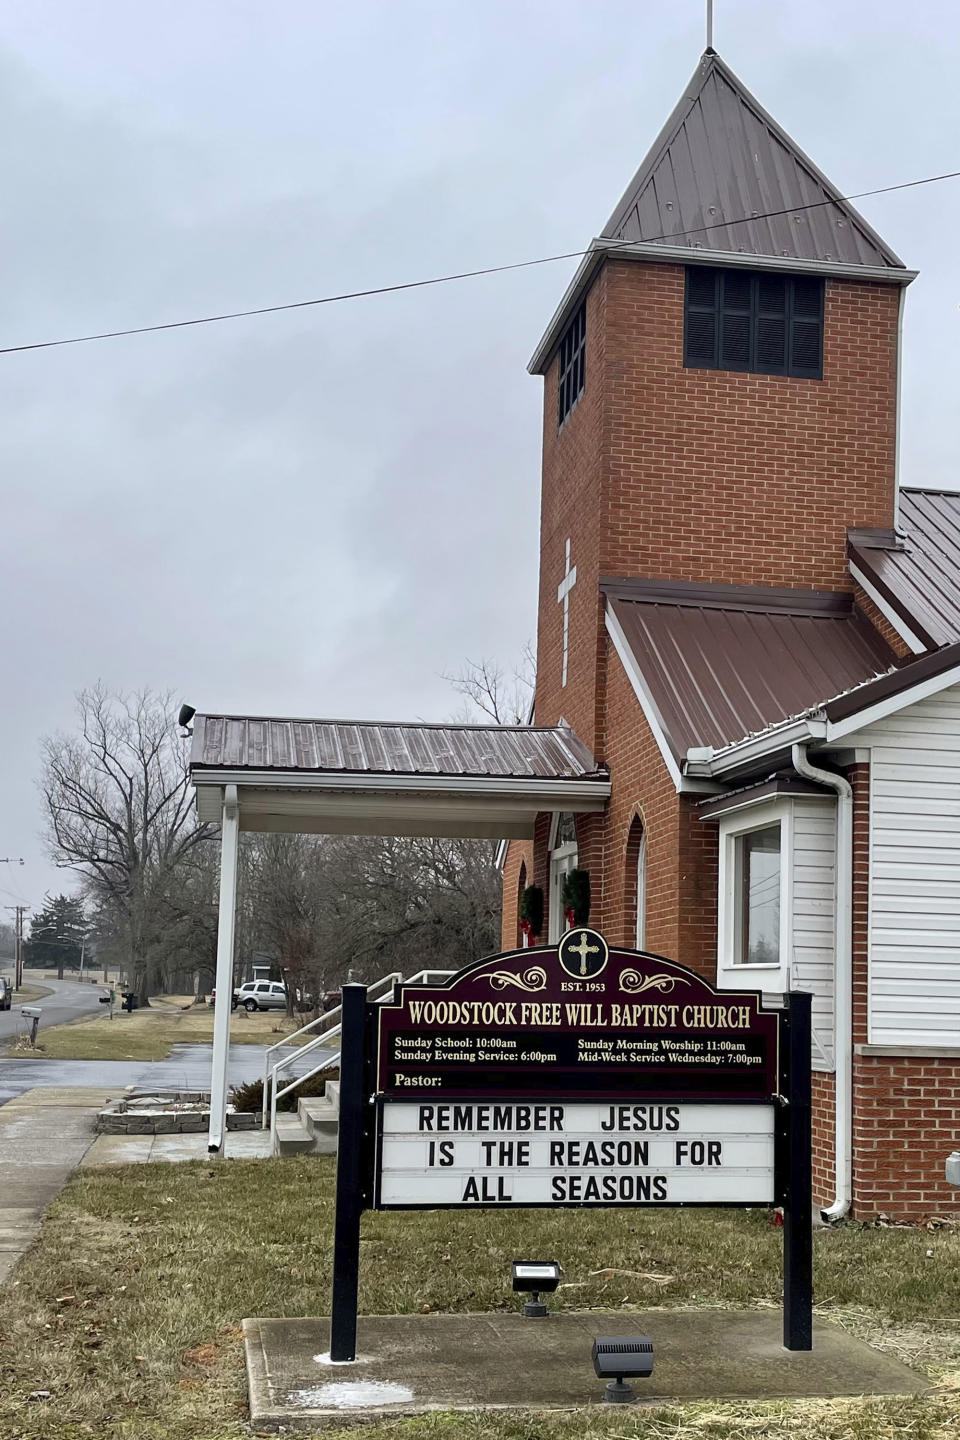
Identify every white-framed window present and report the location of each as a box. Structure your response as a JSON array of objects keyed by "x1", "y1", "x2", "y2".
[
  {"x1": 548, "y1": 812, "x2": 578, "y2": 944},
  {"x1": 635, "y1": 828, "x2": 647, "y2": 950},
  {"x1": 717, "y1": 800, "x2": 792, "y2": 991}
]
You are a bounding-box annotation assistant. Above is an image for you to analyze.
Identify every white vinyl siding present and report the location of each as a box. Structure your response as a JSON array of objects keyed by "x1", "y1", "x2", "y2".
[
  {"x1": 716, "y1": 796, "x2": 835, "y2": 1069},
  {"x1": 792, "y1": 804, "x2": 836, "y2": 1069},
  {"x1": 865, "y1": 686, "x2": 960, "y2": 1047}
]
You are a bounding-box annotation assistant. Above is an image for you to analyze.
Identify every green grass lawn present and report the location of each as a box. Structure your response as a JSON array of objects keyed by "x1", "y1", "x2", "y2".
[
  {"x1": 1, "y1": 1158, "x2": 960, "y2": 1440},
  {"x1": 12, "y1": 1002, "x2": 304, "y2": 1061}
]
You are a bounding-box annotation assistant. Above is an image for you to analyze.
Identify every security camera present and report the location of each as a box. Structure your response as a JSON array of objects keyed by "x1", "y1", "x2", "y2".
[{"x1": 177, "y1": 703, "x2": 196, "y2": 730}]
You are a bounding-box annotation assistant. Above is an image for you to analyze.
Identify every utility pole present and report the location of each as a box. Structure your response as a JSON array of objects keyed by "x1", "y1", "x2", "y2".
[
  {"x1": 0, "y1": 861, "x2": 28, "y2": 991},
  {"x1": 5, "y1": 906, "x2": 28, "y2": 990}
]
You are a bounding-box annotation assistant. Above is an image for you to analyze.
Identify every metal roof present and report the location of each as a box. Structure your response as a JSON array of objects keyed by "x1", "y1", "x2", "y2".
[
  {"x1": 604, "y1": 579, "x2": 896, "y2": 758},
  {"x1": 848, "y1": 490, "x2": 960, "y2": 649},
  {"x1": 602, "y1": 50, "x2": 904, "y2": 268},
  {"x1": 190, "y1": 715, "x2": 604, "y2": 782}
]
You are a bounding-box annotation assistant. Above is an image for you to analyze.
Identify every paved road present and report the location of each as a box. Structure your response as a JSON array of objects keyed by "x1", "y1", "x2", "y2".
[
  {"x1": 0, "y1": 973, "x2": 106, "y2": 1043},
  {"x1": 0, "y1": 1041, "x2": 336, "y2": 1107}
]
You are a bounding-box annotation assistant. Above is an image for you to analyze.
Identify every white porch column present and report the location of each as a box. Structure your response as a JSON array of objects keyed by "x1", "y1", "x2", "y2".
[{"x1": 208, "y1": 784, "x2": 240, "y2": 1155}]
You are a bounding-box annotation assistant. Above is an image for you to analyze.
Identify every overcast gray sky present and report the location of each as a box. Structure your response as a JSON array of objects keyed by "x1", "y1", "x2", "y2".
[{"x1": 2, "y1": 0, "x2": 959, "y2": 910}]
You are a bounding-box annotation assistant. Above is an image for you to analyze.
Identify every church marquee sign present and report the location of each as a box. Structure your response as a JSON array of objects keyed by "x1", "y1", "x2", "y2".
[
  {"x1": 328, "y1": 930, "x2": 812, "y2": 1361},
  {"x1": 376, "y1": 928, "x2": 779, "y2": 1106}
]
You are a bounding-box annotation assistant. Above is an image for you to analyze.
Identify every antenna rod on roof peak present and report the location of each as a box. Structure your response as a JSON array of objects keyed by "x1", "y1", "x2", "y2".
[{"x1": 706, "y1": 0, "x2": 714, "y2": 51}]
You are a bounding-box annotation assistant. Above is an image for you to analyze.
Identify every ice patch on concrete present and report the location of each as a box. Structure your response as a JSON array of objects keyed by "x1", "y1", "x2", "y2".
[{"x1": 288, "y1": 1380, "x2": 414, "y2": 1409}]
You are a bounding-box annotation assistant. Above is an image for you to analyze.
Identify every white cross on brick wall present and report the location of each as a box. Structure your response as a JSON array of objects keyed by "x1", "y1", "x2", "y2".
[{"x1": 557, "y1": 539, "x2": 577, "y2": 688}]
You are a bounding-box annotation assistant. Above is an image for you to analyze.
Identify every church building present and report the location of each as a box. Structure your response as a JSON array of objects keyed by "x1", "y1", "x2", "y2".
[{"x1": 500, "y1": 49, "x2": 960, "y2": 1221}]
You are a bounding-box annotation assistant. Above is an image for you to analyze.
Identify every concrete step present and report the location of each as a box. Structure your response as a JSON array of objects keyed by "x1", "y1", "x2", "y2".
[
  {"x1": 274, "y1": 1112, "x2": 315, "y2": 1156},
  {"x1": 298, "y1": 1097, "x2": 339, "y2": 1154},
  {"x1": 324, "y1": 1079, "x2": 340, "y2": 1112}
]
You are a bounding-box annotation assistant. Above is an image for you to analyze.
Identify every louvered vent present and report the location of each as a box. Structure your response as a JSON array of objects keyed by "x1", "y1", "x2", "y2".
[{"x1": 684, "y1": 266, "x2": 823, "y2": 378}]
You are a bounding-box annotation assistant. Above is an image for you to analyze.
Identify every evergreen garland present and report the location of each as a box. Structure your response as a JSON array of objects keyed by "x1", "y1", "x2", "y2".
[
  {"x1": 561, "y1": 868, "x2": 591, "y2": 925},
  {"x1": 519, "y1": 884, "x2": 544, "y2": 938}
]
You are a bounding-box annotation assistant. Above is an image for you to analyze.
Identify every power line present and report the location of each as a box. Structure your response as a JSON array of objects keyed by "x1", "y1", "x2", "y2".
[{"x1": 0, "y1": 165, "x2": 957, "y2": 360}]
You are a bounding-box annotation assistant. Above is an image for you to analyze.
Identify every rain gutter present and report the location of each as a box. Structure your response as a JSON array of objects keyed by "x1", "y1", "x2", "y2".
[{"x1": 790, "y1": 743, "x2": 853, "y2": 1223}]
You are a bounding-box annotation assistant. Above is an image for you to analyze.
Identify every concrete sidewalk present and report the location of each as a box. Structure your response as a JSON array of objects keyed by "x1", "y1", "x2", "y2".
[
  {"x1": 0, "y1": 1085, "x2": 115, "y2": 1284},
  {"x1": 83, "y1": 1128, "x2": 272, "y2": 1165}
]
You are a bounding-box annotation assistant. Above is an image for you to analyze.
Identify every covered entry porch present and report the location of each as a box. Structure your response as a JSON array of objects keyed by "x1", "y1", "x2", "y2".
[{"x1": 188, "y1": 712, "x2": 610, "y2": 1151}]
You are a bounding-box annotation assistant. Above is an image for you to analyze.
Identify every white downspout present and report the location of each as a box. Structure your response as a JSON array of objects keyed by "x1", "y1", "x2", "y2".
[{"x1": 791, "y1": 743, "x2": 853, "y2": 1221}]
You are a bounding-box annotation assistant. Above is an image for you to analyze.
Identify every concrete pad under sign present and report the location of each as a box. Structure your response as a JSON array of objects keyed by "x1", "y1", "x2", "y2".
[{"x1": 244, "y1": 1308, "x2": 929, "y2": 1430}]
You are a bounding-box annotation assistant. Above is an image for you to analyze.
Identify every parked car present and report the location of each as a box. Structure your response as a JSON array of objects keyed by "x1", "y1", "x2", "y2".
[
  {"x1": 0, "y1": 976, "x2": 12, "y2": 1010},
  {"x1": 235, "y1": 980, "x2": 288, "y2": 1012},
  {"x1": 208, "y1": 986, "x2": 240, "y2": 1009}
]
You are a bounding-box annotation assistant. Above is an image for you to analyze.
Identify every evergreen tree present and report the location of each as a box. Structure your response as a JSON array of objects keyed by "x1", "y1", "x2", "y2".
[{"x1": 25, "y1": 894, "x2": 88, "y2": 979}]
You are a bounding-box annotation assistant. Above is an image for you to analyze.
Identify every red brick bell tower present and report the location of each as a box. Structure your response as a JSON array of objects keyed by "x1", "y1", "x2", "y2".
[{"x1": 502, "y1": 49, "x2": 910, "y2": 957}]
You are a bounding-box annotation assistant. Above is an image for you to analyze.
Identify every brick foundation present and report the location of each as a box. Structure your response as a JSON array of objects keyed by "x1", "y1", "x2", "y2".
[{"x1": 852, "y1": 1054, "x2": 960, "y2": 1220}]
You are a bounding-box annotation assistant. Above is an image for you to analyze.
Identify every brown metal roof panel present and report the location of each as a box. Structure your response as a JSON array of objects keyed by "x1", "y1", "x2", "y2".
[
  {"x1": 290, "y1": 722, "x2": 318, "y2": 770},
  {"x1": 335, "y1": 724, "x2": 367, "y2": 773},
  {"x1": 223, "y1": 718, "x2": 247, "y2": 768},
  {"x1": 538, "y1": 730, "x2": 578, "y2": 778},
  {"x1": 823, "y1": 641, "x2": 960, "y2": 723},
  {"x1": 358, "y1": 725, "x2": 389, "y2": 773},
  {"x1": 198, "y1": 715, "x2": 220, "y2": 766},
  {"x1": 403, "y1": 728, "x2": 442, "y2": 775},
  {"x1": 266, "y1": 722, "x2": 292, "y2": 769},
  {"x1": 246, "y1": 719, "x2": 269, "y2": 770},
  {"x1": 188, "y1": 715, "x2": 605, "y2": 781},
  {"x1": 609, "y1": 592, "x2": 897, "y2": 755},
  {"x1": 475, "y1": 728, "x2": 524, "y2": 776},
  {"x1": 849, "y1": 490, "x2": 960, "y2": 648},
  {"x1": 488, "y1": 731, "x2": 522, "y2": 774},
  {"x1": 442, "y1": 728, "x2": 483, "y2": 775},
  {"x1": 603, "y1": 51, "x2": 903, "y2": 268}
]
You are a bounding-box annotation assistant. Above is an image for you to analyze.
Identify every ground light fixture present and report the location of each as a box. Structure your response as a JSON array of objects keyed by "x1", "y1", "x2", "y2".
[
  {"x1": 511, "y1": 1260, "x2": 560, "y2": 1318},
  {"x1": 592, "y1": 1336, "x2": 655, "y2": 1403}
]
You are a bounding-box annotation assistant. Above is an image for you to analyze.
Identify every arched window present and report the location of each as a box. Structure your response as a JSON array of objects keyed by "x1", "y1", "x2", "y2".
[
  {"x1": 626, "y1": 814, "x2": 647, "y2": 950},
  {"x1": 635, "y1": 829, "x2": 647, "y2": 950},
  {"x1": 548, "y1": 813, "x2": 578, "y2": 944}
]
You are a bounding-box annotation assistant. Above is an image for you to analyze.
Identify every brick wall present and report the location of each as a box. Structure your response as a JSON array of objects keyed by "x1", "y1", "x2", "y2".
[
  {"x1": 533, "y1": 270, "x2": 609, "y2": 755},
  {"x1": 852, "y1": 1055, "x2": 960, "y2": 1220},
  {"x1": 812, "y1": 1072, "x2": 836, "y2": 1209},
  {"x1": 500, "y1": 841, "x2": 534, "y2": 951},
  {"x1": 599, "y1": 261, "x2": 899, "y2": 590},
  {"x1": 594, "y1": 642, "x2": 685, "y2": 956},
  {"x1": 510, "y1": 253, "x2": 899, "y2": 959}
]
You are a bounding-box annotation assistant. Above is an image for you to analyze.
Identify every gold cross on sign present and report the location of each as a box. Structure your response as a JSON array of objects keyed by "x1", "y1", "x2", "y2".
[{"x1": 568, "y1": 933, "x2": 600, "y2": 976}]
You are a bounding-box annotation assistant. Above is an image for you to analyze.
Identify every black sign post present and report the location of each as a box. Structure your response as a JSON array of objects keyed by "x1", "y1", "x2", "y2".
[
  {"x1": 782, "y1": 989, "x2": 813, "y2": 1351},
  {"x1": 325, "y1": 934, "x2": 814, "y2": 1361},
  {"x1": 330, "y1": 983, "x2": 368, "y2": 1363}
]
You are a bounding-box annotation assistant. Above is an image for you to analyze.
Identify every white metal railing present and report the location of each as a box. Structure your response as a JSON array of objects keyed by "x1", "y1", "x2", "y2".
[
  {"x1": 261, "y1": 972, "x2": 401, "y2": 1128},
  {"x1": 262, "y1": 968, "x2": 454, "y2": 1148}
]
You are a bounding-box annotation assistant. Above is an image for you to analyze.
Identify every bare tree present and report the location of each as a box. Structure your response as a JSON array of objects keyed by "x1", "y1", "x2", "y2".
[
  {"x1": 40, "y1": 685, "x2": 215, "y2": 1001},
  {"x1": 442, "y1": 644, "x2": 536, "y2": 726}
]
